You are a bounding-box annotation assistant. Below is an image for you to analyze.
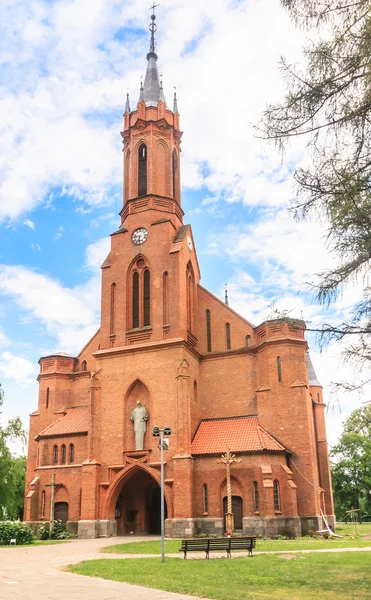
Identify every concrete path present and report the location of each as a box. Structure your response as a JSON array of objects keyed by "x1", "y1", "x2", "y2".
[
  {"x1": 0, "y1": 536, "x2": 206, "y2": 600},
  {"x1": 1, "y1": 536, "x2": 371, "y2": 600}
]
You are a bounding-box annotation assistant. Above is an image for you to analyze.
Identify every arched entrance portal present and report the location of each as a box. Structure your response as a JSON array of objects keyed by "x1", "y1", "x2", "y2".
[{"x1": 115, "y1": 469, "x2": 167, "y2": 535}]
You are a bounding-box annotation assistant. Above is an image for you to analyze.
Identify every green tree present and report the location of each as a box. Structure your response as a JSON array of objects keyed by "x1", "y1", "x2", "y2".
[
  {"x1": 0, "y1": 383, "x2": 27, "y2": 519},
  {"x1": 259, "y1": 1, "x2": 371, "y2": 380},
  {"x1": 331, "y1": 405, "x2": 371, "y2": 519}
]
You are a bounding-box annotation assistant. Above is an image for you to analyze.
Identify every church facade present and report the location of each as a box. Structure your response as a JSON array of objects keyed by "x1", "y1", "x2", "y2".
[{"x1": 24, "y1": 14, "x2": 335, "y2": 539}]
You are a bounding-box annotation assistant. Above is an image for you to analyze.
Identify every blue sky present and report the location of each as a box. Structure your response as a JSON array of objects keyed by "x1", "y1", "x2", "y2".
[{"x1": 0, "y1": 0, "x2": 366, "y2": 450}]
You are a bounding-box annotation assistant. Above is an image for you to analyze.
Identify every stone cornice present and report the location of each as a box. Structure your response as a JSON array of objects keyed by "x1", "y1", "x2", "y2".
[{"x1": 93, "y1": 337, "x2": 201, "y2": 361}]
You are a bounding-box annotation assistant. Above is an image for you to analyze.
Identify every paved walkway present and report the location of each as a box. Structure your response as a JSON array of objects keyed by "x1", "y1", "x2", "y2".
[
  {"x1": 0, "y1": 536, "x2": 203, "y2": 600},
  {"x1": 1, "y1": 536, "x2": 371, "y2": 600}
]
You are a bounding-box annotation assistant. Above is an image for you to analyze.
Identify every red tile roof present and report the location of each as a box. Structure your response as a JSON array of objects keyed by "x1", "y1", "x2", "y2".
[
  {"x1": 191, "y1": 416, "x2": 286, "y2": 455},
  {"x1": 37, "y1": 407, "x2": 89, "y2": 438}
]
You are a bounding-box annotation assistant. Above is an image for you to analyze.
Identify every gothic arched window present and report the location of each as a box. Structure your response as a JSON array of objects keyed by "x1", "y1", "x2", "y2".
[
  {"x1": 226, "y1": 322, "x2": 231, "y2": 350},
  {"x1": 186, "y1": 262, "x2": 195, "y2": 332},
  {"x1": 129, "y1": 259, "x2": 151, "y2": 330},
  {"x1": 253, "y1": 481, "x2": 259, "y2": 512},
  {"x1": 132, "y1": 272, "x2": 140, "y2": 328},
  {"x1": 110, "y1": 282, "x2": 116, "y2": 335},
  {"x1": 172, "y1": 149, "x2": 178, "y2": 200},
  {"x1": 82, "y1": 360, "x2": 87, "y2": 371},
  {"x1": 206, "y1": 309, "x2": 212, "y2": 352},
  {"x1": 53, "y1": 445, "x2": 58, "y2": 465},
  {"x1": 163, "y1": 272, "x2": 169, "y2": 325},
  {"x1": 245, "y1": 335, "x2": 251, "y2": 348},
  {"x1": 61, "y1": 444, "x2": 66, "y2": 465},
  {"x1": 138, "y1": 143, "x2": 147, "y2": 196},
  {"x1": 69, "y1": 444, "x2": 75, "y2": 464},
  {"x1": 41, "y1": 491, "x2": 46, "y2": 518},
  {"x1": 203, "y1": 483, "x2": 208, "y2": 513},
  {"x1": 273, "y1": 480, "x2": 281, "y2": 511},
  {"x1": 143, "y1": 269, "x2": 151, "y2": 326}
]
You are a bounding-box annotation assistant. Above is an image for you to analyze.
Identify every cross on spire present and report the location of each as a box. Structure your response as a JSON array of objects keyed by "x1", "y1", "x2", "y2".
[{"x1": 148, "y1": 2, "x2": 159, "y2": 54}]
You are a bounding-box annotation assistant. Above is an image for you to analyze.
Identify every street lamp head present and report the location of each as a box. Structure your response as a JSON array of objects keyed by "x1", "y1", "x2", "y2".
[
  {"x1": 163, "y1": 426, "x2": 172, "y2": 436},
  {"x1": 152, "y1": 426, "x2": 160, "y2": 437}
]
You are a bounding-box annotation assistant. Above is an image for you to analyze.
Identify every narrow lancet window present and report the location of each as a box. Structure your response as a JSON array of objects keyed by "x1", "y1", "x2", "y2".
[
  {"x1": 226, "y1": 322, "x2": 231, "y2": 350},
  {"x1": 143, "y1": 269, "x2": 150, "y2": 326},
  {"x1": 132, "y1": 272, "x2": 139, "y2": 328},
  {"x1": 163, "y1": 272, "x2": 169, "y2": 325},
  {"x1": 245, "y1": 335, "x2": 251, "y2": 347},
  {"x1": 53, "y1": 445, "x2": 58, "y2": 465},
  {"x1": 82, "y1": 360, "x2": 87, "y2": 371},
  {"x1": 41, "y1": 491, "x2": 46, "y2": 518},
  {"x1": 253, "y1": 481, "x2": 259, "y2": 512},
  {"x1": 138, "y1": 143, "x2": 147, "y2": 196},
  {"x1": 172, "y1": 149, "x2": 177, "y2": 200},
  {"x1": 274, "y1": 480, "x2": 281, "y2": 511},
  {"x1": 203, "y1": 483, "x2": 208, "y2": 513},
  {"x1": 277, "y1": 356, "x2": 282, "y2": 382},
  {"x1": 110, "y1": 283, "x2": 116, "y2": 335},
  {"x1": 46, "y1": 387, "x2": 50, "y2": 408},
  {"x1": 206, "y1": 309, "x2": 212, "y2": 352},
  {"x1": 61, "y1": 444, "x2": 66, "y2": 465},
  {"x1": 69, "y1": 444, "x2": 75, "y2": 464}
]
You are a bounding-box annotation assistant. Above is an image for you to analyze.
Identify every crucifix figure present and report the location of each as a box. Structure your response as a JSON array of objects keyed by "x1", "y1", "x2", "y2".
[{"x1": 217, "y1": 447, "x2": 241, "y2": 534}]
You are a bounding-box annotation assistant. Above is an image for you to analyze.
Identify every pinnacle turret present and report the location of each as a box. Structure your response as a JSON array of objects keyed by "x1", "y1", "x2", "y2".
[
  {"x1": 306, "y1": 353, "x2": 322, "y2": 387},
  {"x1": 124, "y1": 93, "x2": 131, "y2": 114}
]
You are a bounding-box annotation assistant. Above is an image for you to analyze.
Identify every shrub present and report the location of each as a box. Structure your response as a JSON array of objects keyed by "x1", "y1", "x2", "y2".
[
  {"x1": 0, "y1": 521, "x2": 34, "y2": 545},
  {"x1": 38, "y1": 520, "x2": 71, "y2": 540}
]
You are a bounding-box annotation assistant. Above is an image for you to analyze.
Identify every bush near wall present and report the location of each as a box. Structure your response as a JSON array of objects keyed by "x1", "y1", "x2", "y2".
[
  {"x1": 0, "y1": 521, "x2": 35, "y2": 545},
  {"x1": 38, "y1": 520, "x2": 71, "y2": 540}
]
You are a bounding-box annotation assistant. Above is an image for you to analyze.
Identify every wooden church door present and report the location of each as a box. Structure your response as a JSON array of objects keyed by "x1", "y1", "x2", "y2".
[{"x1": 223, "y1": 496, "x2": 243, "y2": 530}]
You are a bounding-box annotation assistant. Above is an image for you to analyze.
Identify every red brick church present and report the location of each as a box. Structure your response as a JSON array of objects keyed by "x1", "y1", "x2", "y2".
[{"x1": 24, "y1": 13, "x2": 334, "y2": 539}]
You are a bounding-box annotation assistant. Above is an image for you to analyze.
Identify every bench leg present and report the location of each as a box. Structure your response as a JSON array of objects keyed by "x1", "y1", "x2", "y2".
[
  {"x1": 184, "y1": 551, "x2": 187, "y2": 559},
  {"x1": 206, "y1": 551, "x2": 209, "y2": 559}
]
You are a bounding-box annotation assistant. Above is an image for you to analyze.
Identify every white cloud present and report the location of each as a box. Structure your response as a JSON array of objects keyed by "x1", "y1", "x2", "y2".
[
  {"x1": 24, "y1": 219, "x2": 35, "y2": 230},
  {"x1": 54, "y1": 225, "x2": 64, "y2": 240},
  {"x1": 85, "y1": 237, "x2": 110, "y2": 270},
  {"x1": 0, "y1": 237, "x2": 110, "y2": 356},
  {"x1": 0, "y1": 329, "x2": 10, "y2": 348},
  {"x1": 0, "y1": 351, "x2": 38, "y2": 387},
  {"x1": 31, "y1": 243, "x2": 41, "y2": 253},
  {"x1": 0, "y1": 0, "x2": 307, "y2": 222}
]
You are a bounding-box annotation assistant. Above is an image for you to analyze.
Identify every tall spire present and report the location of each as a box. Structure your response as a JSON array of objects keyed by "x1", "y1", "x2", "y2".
[
  {"x1": 173, "y1": 90, "x2": 179, "y2": 113},
  {"x1": 124, "y1": 93, "x2": 131, "y2": 114},
  {"x1": 140, "y1": 4, "x2": 163, "y2": 108}
]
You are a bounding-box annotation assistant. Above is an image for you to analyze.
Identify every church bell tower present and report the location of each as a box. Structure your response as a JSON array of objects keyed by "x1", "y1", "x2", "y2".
[
  {"x1": 120, "y1": 10, "x2": 183, "y2": 231},
  {"x1": 99, "y1": 9, "x2": 199, "y2": 351}
]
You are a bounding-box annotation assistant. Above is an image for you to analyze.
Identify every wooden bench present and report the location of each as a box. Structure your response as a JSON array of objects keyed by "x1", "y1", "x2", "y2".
[{"x1": 179, "y1": 536, "x2": 256, "y2": 559}]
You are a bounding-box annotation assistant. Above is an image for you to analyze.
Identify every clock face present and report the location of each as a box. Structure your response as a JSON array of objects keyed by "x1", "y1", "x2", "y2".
[
  {"x1": 187, "y1": 235, "x2": 193, "y2": 251},
  {"x1": 132, "y1": 228, "x2": 148, "y2": 245}
]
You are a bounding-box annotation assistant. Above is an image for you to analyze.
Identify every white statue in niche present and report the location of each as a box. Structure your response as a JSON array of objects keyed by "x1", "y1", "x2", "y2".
[{"x1": 130, "y1": 400, "x2": 148, "y2": 450}]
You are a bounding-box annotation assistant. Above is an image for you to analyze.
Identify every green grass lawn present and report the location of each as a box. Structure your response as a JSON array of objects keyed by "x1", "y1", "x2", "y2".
[
  {"x1": 101, "y1": 537, "x2": 371, "y2": 555},
  {"x1": 69, "y1": 552, "x2": 371, "y2": 600},
  {"x1": 0, "y1": 539, "x2": 69, "y2": 548}
]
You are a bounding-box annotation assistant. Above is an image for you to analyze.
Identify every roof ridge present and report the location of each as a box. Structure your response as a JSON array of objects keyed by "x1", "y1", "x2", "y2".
[{"x1": 200, "y1": 414, "x2": 258, "y2": 423}]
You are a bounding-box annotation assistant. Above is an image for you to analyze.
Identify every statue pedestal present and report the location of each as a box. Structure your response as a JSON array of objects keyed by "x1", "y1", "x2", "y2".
[{"x1": 225, "y1": 512, "x2": 234, "y2": 534}]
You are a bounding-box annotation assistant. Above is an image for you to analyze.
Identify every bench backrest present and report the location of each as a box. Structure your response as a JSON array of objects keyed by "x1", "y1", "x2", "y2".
[{"x1": 181, "y1": 536, "x2": 256, "y2": 549}]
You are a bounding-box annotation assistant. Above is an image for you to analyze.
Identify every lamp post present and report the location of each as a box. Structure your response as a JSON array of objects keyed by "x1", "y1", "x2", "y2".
[{"x1": 152, "y1": 425, "x2": 171, "y2": 563}]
